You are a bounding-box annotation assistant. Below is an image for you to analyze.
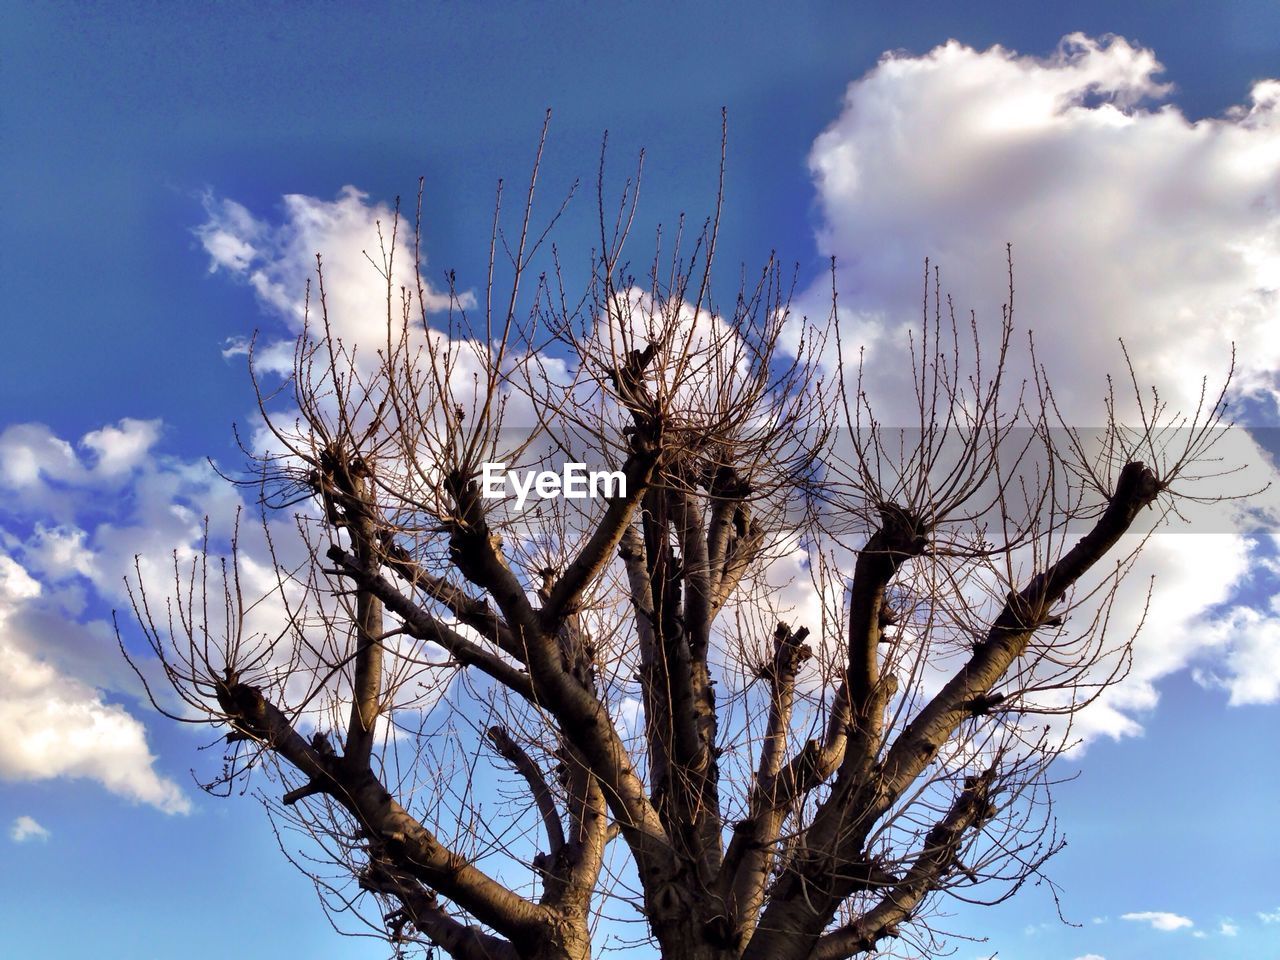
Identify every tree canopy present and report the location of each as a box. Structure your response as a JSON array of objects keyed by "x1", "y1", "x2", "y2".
[{"x1": 125, "y1": 132, "x2": 1238, "y2": 960}]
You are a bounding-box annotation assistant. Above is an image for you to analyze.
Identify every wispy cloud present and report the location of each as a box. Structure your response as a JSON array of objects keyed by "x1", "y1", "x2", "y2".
[{"x1": 1121, "y1": 911, "x2": 1194, "y2": 932}]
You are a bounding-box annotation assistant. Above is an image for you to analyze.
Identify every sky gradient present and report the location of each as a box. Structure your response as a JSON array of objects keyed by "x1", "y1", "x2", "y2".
[{"x1": 4, "y1": 4, "x2": 1280, "y2": 959}]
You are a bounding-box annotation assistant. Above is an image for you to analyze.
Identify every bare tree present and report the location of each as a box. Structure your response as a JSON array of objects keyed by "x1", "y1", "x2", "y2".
[{"x1": 123, "y1": 125, "x2": 1240, "y2": 960}]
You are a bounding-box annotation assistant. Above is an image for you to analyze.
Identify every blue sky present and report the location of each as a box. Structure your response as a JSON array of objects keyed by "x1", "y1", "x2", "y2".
[{"x1": 4, "y1": 3, "x2": 1280, "y2": 958}]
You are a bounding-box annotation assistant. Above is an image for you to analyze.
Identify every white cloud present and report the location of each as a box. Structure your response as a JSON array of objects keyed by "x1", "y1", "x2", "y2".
[
  {"x1": 610, "y1": 696, "x2": 644, "y2": 738},
  {"x1": 80, "y1": 418, "x2": 162, "y2": 478},
  {"x1": 0, "y1": 554, "x2": 40, "y2": 603},
  {"x1": 196, "y1": 187, "x2": 474, "y2": 375},
  {"x1": 0, "y1": 416, "x2": 401, "y2": 810},
  {"x1": 0, "y1": 421, "x2": 269, "y2": 815},
  {"x1": 23, "y1": 524, "x2": 96, "y2": 582},
  {"x1": 1259, "y1": 907, "x2": 1280, "y2": 923},
  {"x1": 801, "y1": 32, "x2": 1280, "y2": 737},
  {"x1": 0, "y1": 419, "x2": 165, "y2": 521},
  {"x1": 807, "y1": 33, "x2": 1280, "y2": 422},
  {"x1": 1219, "y1": 920, "x2": 1239, "y2": 936},
  {"x1": 0, "y1": 423, "x2": 80, "y2": 491},
  {"x1": 0, "y1": 550, "x2": 190, "y2": 814},
  {"x1": 1199, "y1": 604, "x2": 1280, "y2": 705},
  {"x1": 1074, "y1": 954, "x2": 1106, "y2": 960},
  {"x1": 9, "y1": 815, "x2": 50, "y2": 843},
  {"x1": 1121, "y1": 911, "x2": 1194, "y2": 932},
  {"x1": 0, "y1": 642, "x2": 190, "y2": 814},
  {"x1": 1065, "y1": 532, "x2": 1254, "y2": 744}
]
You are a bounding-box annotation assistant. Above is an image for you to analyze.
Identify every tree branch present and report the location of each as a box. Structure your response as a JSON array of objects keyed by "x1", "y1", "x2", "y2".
[
  {"x1": 721, "y1": 622, "x2": 812, "y2": 943},
  {"x1": 712, "y1": 503, "x2": 765, "y2": 614},
  {"x1": 381, "y1": 540, "x2": 519, "y2": 655},
  {"x1": 444, "y1": 470, "x2": 546, "y2": 654},
  {"x1": 540, "y1": 445, "x2": 658, "y2": 626},
  {"x1": 840, "y1": 506, "x2": 926, "y2": 788},
  {"x1": 327, "y1": 545, "x2": 534, "y2": 699},
  {"x1": 876, "y1": 462, "x2": 1161, "y2": 806},
  {"x1": 487, "y1": 725, "x2": 566, "y2": 856},
  {"x1": 218, "y1": 679, "x2": 546, "y2": 942},
  {"x1": 360, "y1": 864, "x2": 519, "y2": 960},
  {"x1": 745, "y1": 462, "x2": 1163, "y2": 960},
  {"x1": 810, "y1": 768, "x2": 997, "y2": 960}
]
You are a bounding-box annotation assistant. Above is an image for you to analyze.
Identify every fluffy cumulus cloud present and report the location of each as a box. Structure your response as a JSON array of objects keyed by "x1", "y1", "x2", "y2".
[
  {"x1": 197, "y1": 186, "x2": 474, "y2": 374},
  {"x1": 0, "y1": 418, "x2": 160, "y2": 511},
  {"x1": 0, "y1": 419, "x2": 257, "y2": 814},
  {"x1": 800, "y1": 32, "x2": 1280, "y2": 736},
  {"x1": 10, "y1": 814, "x2": 50, "y2": 843},
  {"x1": 807, "y1": 33, "x2": 1280, "y2": 419},
  {"x1": 1063, "y1": 532, "x2": 1256, "y2": 744},
  {"x1": 0, "y1": 627, "x2": 189, "y2": 813},
  {"x1": 1196, "y1": 589, "x2": 1280, "y2": 705},
  {"x1": 0, "y1": 411, "x2": 420, "y2": 812},
  {"x1": 80, "y1": 419, "x2": 163, "y2": 478},
  {"x1": 1120, "y1": 911, "x2": 1195, "y2": 932}
]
